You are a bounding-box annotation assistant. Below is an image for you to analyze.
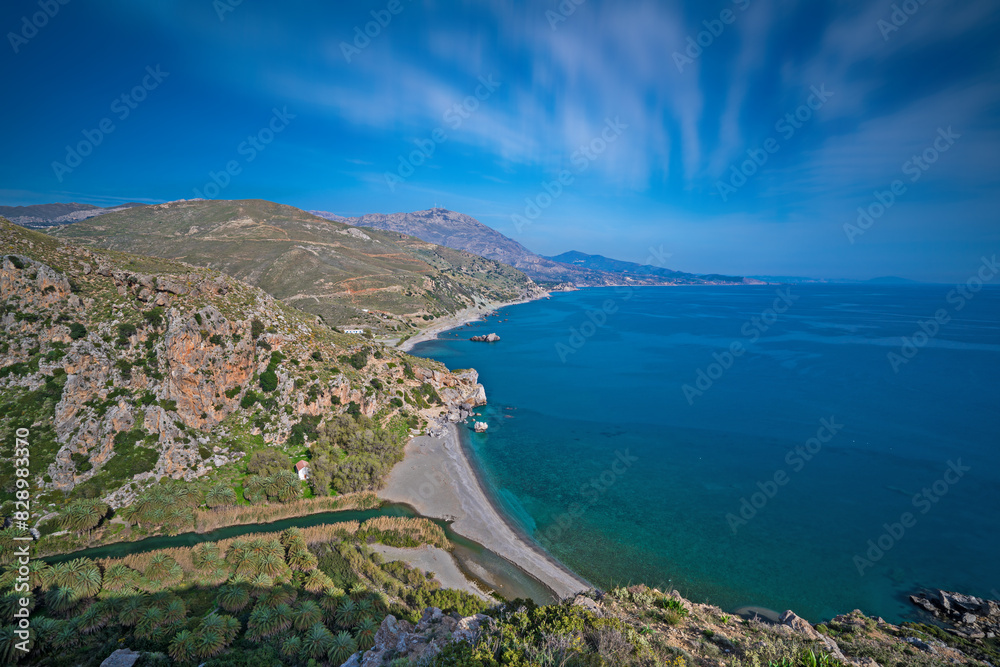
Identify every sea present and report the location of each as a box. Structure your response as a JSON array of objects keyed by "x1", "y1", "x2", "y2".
[{"x1": 410, "y1": 284, "x2": 1000, "y2": 623}]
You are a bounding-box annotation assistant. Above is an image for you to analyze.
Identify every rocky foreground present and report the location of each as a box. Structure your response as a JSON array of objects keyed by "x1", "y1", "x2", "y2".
[{"x1": 335, "y1": 585, "x2": 1000, "y2": 667}]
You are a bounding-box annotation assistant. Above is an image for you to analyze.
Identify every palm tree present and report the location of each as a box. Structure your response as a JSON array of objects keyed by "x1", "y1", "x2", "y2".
[
  {"x1": 300, "y1": 622, "x2": 334, "y2": 660},
  {"x1": 135, "y1": 605, "x2": 167, "y2": 640},
  {"x1": 59, "y1": 500, "x2": 108, "y2": 536},
  {"x1": 354, "y1": 616, "x2": 378, "y2": 650},
  {"x1": 303, "y1": 569, "x2": 333, "y2": 594},
  {"x1": 193, "y1": 628, "x2": 226, "y2": 659},
  {"x1": 101, "y1": 563, "x2": 141, "y2": 594},
  {"x1": 355, "y1": 597, "x2": 376, "y2": 623},
  {"x1": 144, "y1": 554, "x2": 182, "y2": 589},
  {"x1": 217, "y1": 584, "x2": 250, "y2": 613},
  {"x1": 246, "y1": 603, "x2": 289, "y2": 642},
  {"x1": 281, "y1": 635, "x2": 303, "y2": 660},
  {"x1": 270, "y1": 470, "x2": 302, "y2": 502},
  {"x1": 348, "y1": 582, "x2": 370, "y2": 599},
  {"x1": 117, "y1": 595, "x2": 147, "y2": 627},
  {"x1": 205, "y1": 485, "x2": 238, "y2": 509},
  {"x1": 246, "y1": 605, "x2": 274, "y2": 642},
  {"x1": 257, "y1": 551, "x2": 286, "y2": 578},
  {"x1": 327, "y1": 631, "x2": 358, "y2": 665},
  {"x1": 78, "y1": 601, "x2": 114, "y2": 634},
  {"x1": 221, "y1": 615, "x2": 242, "y2": 644},
  {"x1": 256, "y1": 585, "x2": 288, "y2": 609},
  {"x1": 319, "y1": 588, "x2": 346, "y2": 616},
  {"x1": 0, "y1": 625, "x2": 31, "y2": 664},
  {"x1": 53, "y1": 558, "x2": 103, "y2": 600},
  {"x1": 293, "y1": 600, "x2": 324, "y2": 631},
  {"x1": 0, "y1": 592, "x2": 32, "y2": 619},
  {"x1": 52, "y1": 621, "x2": 81, "y2": 649},
  {"x1": 9, "y1": 559, "x2": 52, "y2": 591},
  {"x1": 336, "y1": 598, "x2": 358, "y2": 628},
  {"x1": 163, "y1": 597, "x2": 187, "y2": 624},
  {"x1": 168, "y1": 629, "x2": 197, "y2": 663},
  {"x1": 44, "y1": 586, "x2": 76, "y2": 614},
  {"x1": 191, "y1": 543, "x2": 222, "y2": 569},
  {"x1": 199, "y1": 612, "x2": 240, "y2": 644},
  {"x1": 244, "y1": 475, "x2": 267, "y2": 503},
  {"x1": 288, "y1": 547, "x2": 318, "y2": 572},
  {"x1": 280, "y1": 527, "x2": 305, "y2": 549},
  {"x1": 30, "y1": 616, "x2": 60, "y2": 654},
  {"x1": 273, "y1": 603, "x2": 294, "y2": 635},
  {"x1": 249, "y1": 573, "x2": 274, "y2": 591}
]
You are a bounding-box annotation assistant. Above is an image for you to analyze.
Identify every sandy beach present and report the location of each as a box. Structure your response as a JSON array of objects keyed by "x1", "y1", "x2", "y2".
[
  {"x1": 370, "y1": 544, "x2": 491, "y2": 601},
  {"x1": 379, "y1": 424, "x2": 590, "y2": 600},
  {"x1": 396, "y1": 293, "x2": 548, "y2": 353}
]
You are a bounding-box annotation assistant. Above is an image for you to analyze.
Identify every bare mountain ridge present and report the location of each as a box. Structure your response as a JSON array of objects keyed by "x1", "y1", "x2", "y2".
[
  {"x1": 323, "y1": 207, "x2": 748, "y2": 286},
  {"x1": 47, "y1": 199, "x2": 545, "y2": 334}
]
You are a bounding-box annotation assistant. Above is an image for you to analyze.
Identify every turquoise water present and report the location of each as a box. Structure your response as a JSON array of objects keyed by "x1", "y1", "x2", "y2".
[{"x1": 412, "y1": 285, "x2": 1000, "y2": 622}]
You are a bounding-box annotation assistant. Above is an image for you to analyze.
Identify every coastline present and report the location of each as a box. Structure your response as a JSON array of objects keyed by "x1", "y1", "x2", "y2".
[
  {"x1": 379, "y1": 422, "x2": 590, "y2": 600},
  {"x1": 396, "y1": 292, "x2": 550, "y2": 353}
]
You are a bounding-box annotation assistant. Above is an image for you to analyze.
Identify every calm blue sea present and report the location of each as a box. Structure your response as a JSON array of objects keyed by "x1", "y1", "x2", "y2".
[{"x1": 411, "y1": 285, "x2": 1000, "y2": 623}]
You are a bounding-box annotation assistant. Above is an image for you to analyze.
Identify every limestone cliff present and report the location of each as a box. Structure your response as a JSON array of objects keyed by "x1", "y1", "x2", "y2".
[{"x1": 0, "y1": 219, "x2": 486, "y2": 511}]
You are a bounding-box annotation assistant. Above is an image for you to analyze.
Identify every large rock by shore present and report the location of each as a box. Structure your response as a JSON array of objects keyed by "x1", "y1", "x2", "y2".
[
  {"x1": 469, "y1": 332, "x2": 500, "y2": 342},
  {"x1": 910, "y1": 590, "x2": 1000, "y2": 639}
]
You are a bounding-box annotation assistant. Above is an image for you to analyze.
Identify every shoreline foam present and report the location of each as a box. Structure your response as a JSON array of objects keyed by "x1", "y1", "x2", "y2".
[
  {"x1": 379, "y1": 423, "x2": 590, "y2": 600},
  {"x1": 396, "y1": 292, "x2": 549, "y2": 353}
]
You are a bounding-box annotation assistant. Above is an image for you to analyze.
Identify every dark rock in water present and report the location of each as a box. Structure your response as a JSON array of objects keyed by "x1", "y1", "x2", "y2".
[{"x1": 470, "y1": 332, "x2": 500, "y2": 342}]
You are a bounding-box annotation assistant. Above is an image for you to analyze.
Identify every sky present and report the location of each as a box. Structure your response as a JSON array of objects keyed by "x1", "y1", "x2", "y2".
[{"x1": 1, "y1": 0, "x2": 998, "y2": 282}]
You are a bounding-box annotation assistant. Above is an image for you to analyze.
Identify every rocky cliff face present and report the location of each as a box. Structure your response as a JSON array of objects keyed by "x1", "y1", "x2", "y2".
[{"x1": 0, "y1": 219, "x2": 486, "y2": 510}]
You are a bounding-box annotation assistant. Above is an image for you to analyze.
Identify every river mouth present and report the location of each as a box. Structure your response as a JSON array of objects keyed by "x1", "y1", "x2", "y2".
[{"x1": 41, "y1": 502, "x2": 559, "y2": 604}]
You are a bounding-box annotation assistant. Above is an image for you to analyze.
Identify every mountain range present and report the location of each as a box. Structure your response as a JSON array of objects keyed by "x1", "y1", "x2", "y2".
[
  {"x1": 46, "y1": 199, "x2": 544, "y2": 335},
  {"x1": 313, "y1": 208, "x2": 751, "y2": 287},
  {"x1": 0, "y1": 201, "x2": 146, "y2": 228}
]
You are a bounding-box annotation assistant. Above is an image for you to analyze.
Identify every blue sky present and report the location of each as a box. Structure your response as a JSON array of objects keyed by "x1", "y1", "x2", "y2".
[{"x1": 1, "y1": 0, "x2": 998, "y2": 282}]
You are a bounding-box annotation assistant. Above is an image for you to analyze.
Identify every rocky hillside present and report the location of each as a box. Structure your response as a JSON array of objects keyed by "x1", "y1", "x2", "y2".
[
  {"x1": 328, "y1": 207, "x2": 749, "y2": 287},
  {"x1": 0, "y1": 218, "x2": 487, "y2": 514},
  {"x1": 46, "y1": 200, "x2": 545, "y2": 335},
  {"x1": 350, "y1": 585, "x2": 1000, "y2": 667}
]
